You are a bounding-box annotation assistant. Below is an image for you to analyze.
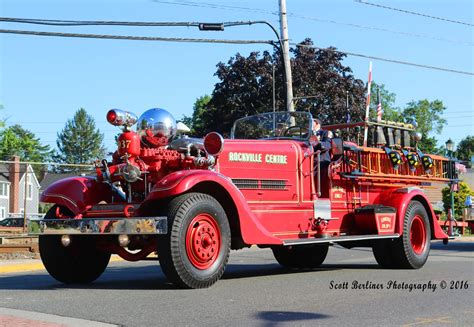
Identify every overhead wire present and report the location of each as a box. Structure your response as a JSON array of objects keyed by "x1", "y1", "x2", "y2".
[
  {"x1": 292, "y1": 42, "x2": 473, "y2": 76},
  {"x1": 0, "y1": 29, "x2": 274, "y2": 46},
  {"x1": 354, "y1": 0, "x2": 474, "y2": 27},
  {"x1": 151, "y1": 0, "x2": 473, "y2": 46},
  {"x1": 0, "y1": 20, "x2": 472, "y2": 76}
]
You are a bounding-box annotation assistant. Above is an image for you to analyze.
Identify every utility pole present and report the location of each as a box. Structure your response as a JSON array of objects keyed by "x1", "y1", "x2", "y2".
[{"x1": 279, "y1": 0, "x2": 294, "y2": 112}]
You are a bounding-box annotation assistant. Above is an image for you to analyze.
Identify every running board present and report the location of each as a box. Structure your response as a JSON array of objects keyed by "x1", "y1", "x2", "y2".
[{"x1": 283, "y1": 234, "x2": 400, "y2": 246}]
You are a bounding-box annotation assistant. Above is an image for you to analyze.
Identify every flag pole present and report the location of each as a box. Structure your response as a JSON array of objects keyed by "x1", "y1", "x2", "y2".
[{"x1": 363, "y1": 61, "x2": 372, "y2": 147}]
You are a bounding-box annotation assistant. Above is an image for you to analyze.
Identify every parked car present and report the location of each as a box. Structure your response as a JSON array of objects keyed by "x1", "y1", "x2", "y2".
[{"x1": 0, "y1": 217, "x2": 24, "y2": 227}]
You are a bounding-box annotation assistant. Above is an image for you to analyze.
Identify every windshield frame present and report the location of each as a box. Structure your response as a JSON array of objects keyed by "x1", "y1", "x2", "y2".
[{"x1": 230, "y1": 111, "x2": 314, "y2": 141}]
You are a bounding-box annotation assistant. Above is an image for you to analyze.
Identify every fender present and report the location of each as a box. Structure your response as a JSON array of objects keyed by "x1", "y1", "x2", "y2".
[
  {"x1": 41, "y1": 177, "x2": 113, "y2": 215},
  {"x1": 142, "y1": 170, "x2": 282, "y2": 245},
  {"x1": 378, "y1": 187, "x2": 448, "y2": 240}
]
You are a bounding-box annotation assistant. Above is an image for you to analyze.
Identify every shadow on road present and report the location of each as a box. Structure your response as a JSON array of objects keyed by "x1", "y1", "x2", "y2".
[
  {"x1": 255, "y1": 311, "x2": 331, "y2": 327},
  {"x1": 0, "y1": 261, "x2": 385, "y2": 291},
  {"x1": 431, "y1": 240, "x2": 474, "y2": 252}
]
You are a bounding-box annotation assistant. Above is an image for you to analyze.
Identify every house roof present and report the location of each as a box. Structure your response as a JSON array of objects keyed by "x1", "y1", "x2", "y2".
[{"x1": 0, "y1": 163, "x2": 30, "y2": 183}]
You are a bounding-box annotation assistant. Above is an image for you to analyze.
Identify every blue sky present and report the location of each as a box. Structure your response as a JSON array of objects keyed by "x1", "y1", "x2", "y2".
[{"x1": 0, "y1": 0, "x2": 472, "y2": 154}]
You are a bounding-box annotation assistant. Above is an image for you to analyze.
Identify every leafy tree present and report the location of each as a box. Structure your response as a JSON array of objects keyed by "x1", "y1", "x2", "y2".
[
  {"x1": 193, "y1": 39, "x2": 366, "y2": 136},
  {"x1": 401, "y1": 99, "x2": 446, "y2": 153},
  {"x1": 179, "y1": 95, "x2": 212, "y2": 135},
  {"x1": 54, "y1": 108, "x2": 106, "y2": 171},
  {"x1": 456, "y1": 136, "x2": 474, "y2": 164},
  {"x1": 0, "y1": 125, "x2": 51, "y2": 162},
  {"x1": 0, "y1": 125, "x2": 52, "y2": 178},
  {"x1": 368, "y1": 82, "x2": 402, "y2": 122}
]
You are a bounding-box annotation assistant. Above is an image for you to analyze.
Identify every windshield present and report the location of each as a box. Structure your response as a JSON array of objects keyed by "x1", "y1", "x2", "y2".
[{"x1": 231, "y1": 111, "x2": 313, "y2": 141}]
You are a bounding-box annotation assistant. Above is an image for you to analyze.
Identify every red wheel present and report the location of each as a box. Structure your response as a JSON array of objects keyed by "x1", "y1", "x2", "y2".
[
  {"x1": 158, "y1": 193, "x2": 231, "y2": 288},
  {"x1": 185, "y1": 214, "x2": 221, "y2": 270},
  {"x1": 390, "y1": 200, "x2": 431, "y2": 269},
  {"x1": 410, "y1": 215, "x2": 426, "y2": 255}
]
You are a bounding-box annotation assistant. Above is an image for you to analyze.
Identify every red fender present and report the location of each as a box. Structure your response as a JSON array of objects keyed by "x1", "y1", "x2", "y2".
[
  {"x1": 142, "y1": 170, "x2": 282, "y2": 245},
  {"x1": 41, "y1": 177, "x2": 113, "y2": 215},
  {"x1": 377, "y1": 187, "x2": 448, "y2": 240}
]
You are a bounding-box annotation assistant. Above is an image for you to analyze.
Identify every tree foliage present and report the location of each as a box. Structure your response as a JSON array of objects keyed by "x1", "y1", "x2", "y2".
[
  {"x1": 402, "y1": 99, "x2": 446, "y2": 153},
  {"x1": 192, "y1": 39, "x2": 366, "y2": 136},
  {"x1": 0, "y1": 125, "x2": 52, "y2": 178},
  {"x1": 456, "y1": 136, "x2": 474, "y2": 164},
  {"x1": 369, "y1": 82, "x2": 402, "y2": 121},
  {"x1": 0, "y1": 125, "x2": 51, "y2": 162},
  {"x1": 53, "y1": 108, "x2": 106, "y2": 171}
]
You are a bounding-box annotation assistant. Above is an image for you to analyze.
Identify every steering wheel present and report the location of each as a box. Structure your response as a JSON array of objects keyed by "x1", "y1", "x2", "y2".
[{"x1": 283, "y1": 126, "x2": 309, "y2": 137}]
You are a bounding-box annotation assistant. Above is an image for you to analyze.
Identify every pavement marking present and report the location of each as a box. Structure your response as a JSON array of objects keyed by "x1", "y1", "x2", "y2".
[
  {"x1": 402, "y1": 316, "x2": 453, "y2": 326},
  {"x1": 0, "y1": 256, "x2": 123, "y2": 275}
]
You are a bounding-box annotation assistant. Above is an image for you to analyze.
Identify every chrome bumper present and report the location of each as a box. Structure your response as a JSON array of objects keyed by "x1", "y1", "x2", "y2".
[{"x1": 28, "y1": 217, "x2": 168, "y2": 235}]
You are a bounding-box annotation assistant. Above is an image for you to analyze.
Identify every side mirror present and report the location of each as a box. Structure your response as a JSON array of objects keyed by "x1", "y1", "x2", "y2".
[{"x1": 330, "y1": 138, "x2": 344, "y2": 161}]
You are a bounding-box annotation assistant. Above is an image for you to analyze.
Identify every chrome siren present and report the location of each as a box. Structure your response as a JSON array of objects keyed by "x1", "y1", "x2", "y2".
[{"x1": 136, "y1": 108, "x2": 177, "y2": 145}]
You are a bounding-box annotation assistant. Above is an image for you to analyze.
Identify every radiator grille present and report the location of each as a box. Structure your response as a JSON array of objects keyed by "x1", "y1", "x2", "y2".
[
  {"x1": 232, "y1": 179, "x2": 287, "y2": 190},
  {"x1": 260, "y1": 180, "x2": 287, "y2": 190},
  {"x1": 232, "y1": 179, "x2": 258, "y2": 189}
]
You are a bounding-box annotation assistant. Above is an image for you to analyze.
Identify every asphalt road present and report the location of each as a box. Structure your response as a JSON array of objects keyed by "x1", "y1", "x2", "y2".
[{"x1": 0, "y1": 240, "x2": 473, "y2": 326}]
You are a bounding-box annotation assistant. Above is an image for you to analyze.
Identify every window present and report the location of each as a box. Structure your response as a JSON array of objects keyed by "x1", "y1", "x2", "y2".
[
  {"x1": 0, "y1": 183, "x2": 9, "y2": 198},
  {"x1": 27, "y1": 183, "x2": 33, "y2": 200},
  {"x1": 0, "y1": 207, "x2": 5, "y2": 219}
]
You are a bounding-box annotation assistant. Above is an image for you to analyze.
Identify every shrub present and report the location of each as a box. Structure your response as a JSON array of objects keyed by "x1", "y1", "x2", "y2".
[{"x1": 442, "y1": 181, "x2": 474, "y2": 217}]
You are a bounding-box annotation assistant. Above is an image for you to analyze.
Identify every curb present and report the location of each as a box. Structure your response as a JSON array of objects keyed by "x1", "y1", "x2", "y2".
[{"x1": 0, "y1": 256, "x2": 123, "y2": 275}]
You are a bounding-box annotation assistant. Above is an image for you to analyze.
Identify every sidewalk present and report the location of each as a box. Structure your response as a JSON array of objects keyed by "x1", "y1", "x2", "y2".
[{"x1": 0, "y1": 308, "x2": 116, "y2": 327}]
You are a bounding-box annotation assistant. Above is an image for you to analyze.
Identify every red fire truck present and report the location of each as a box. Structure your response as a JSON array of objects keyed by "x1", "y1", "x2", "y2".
[{"x1": 31, "y1": 109, "x2": 455, "y2": 288}]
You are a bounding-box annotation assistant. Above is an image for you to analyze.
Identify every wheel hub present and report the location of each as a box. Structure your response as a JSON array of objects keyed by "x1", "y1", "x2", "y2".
[
  {"x1": 186, "y1": 214, "x2": 221, "y2": 270},
  {"x1": 410, "y1": 215, "x2": 426, "y2": 255}
]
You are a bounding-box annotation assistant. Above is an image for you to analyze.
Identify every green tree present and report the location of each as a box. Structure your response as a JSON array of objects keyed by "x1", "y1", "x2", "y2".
[
  {"x1": 54, "y1": 108, "x2": 106, "y2": 171},
  {"x1": 0, "y1": 125, "x2": 52, "y2": 178},
  {"x1": 368, "y1": 82, "x2": 402, "y2": 122},
  {"x1": 456, "y1": 136, "x2": 474, "y2": 164},
  {"x1": 401, "y1": 99, "x2": 446, "y2": 153},
  {"x1": 192, "y1": 39, "x2": 367, "y2": 136}
]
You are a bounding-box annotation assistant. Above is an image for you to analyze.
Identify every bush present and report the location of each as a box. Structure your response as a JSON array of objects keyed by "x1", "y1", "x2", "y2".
[{"x1": 442, "y1": 181, "x2": 474, "y2": 217}]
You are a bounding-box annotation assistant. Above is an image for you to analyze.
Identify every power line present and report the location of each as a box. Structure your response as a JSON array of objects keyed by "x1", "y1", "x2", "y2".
[
  {"x1": 0, "y1": 28, "x2": 274, "y2": 46},
  {"x1": 292, "y1": 42, "x2": 474, "y2": 76},
  {"x1": 1, "y1": 27, "x2": 471, "y2": 76},
  {"x1": 152, "y1": 0, "x2": 473, "y2": 46},
  {"x1": 286, "y1": 12, "x2": 473, "y2": 46},
  {"x1": 354, "y1": 0, "x2": 474, "y2": 27},
  {"x1": 0, "y1": 17, "x2": 205, "y2": 27}
]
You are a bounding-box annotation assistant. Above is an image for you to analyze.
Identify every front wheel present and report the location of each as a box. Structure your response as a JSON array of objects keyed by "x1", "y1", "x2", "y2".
[
  {"x1": 158, "y1": 193, "x2": 231, "y2": 289},
  {"x1": 39, "y1": 206, "x2": 111, "y2": 284}
]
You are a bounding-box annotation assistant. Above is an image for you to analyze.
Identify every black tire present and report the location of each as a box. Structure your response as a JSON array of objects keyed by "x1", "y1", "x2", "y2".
[
  {"x1": 272, "y1": 244, "x2": 329, "y2": 268},
  {"x1": 392, "y1": 200, "x2": 431, "y2": 268},
  {"x1": 157, "y1": 193, "x2": 231, "y2": 289},
  {"x1": 372, "y1": 239, "x2": 397, "y2": 268},
  {"x1": 39, "y1": 206, "x2": 111, "y2": 284}
]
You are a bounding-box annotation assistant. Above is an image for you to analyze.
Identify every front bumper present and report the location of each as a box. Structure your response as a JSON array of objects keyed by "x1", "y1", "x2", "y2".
[{"x1": 28, "y1": 217, "x2": 168, "y2": 235}]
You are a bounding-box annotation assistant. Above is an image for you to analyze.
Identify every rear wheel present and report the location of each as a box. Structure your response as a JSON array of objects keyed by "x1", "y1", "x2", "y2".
[
  {"x1": 157, "y1": 193, "x2": 231, "y2": 289},
  {"x1": 373, "y1": 201, "x2": 431, "y2": 269},
  {"x1": 39, "y1": 206, "x2": 111, "y2": 284},
  {"x1": 272, "y1": 244, "x2": 329, "y2": 268}
]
